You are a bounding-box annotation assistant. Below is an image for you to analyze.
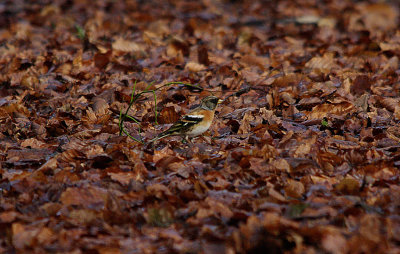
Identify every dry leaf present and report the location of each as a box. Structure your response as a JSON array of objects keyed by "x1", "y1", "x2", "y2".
[{"x1": 185, "y1": 62, "x2": 206, "y2": 72}]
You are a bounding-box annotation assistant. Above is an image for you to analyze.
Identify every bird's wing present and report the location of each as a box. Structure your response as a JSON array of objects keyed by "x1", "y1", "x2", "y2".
[
  {"x1": 148, "y1": 109, "x2": 205, "y2": 143},
  {"x1": 161, "y1": 114, "x2": 203, "y2": 135},
  {"x1": 181, "y1": 114, "x2": 204, "y2": 123}
]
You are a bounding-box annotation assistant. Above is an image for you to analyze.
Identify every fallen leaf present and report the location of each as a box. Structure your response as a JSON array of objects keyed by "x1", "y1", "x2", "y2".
[
  {"x1": 185, "y1": 62, "x2": 206, "y2": 72},
  {"x1": 335, "y1": 177, "x2": 360, "y2": 195},
  {"x1": 60, "y1": 186, "x2": 109, "y2": 208}
]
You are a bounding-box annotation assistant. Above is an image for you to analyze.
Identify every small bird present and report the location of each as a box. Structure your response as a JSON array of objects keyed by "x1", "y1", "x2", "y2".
[{"x1": 149, "y1": 95, "x2": 223, "y2": 143}]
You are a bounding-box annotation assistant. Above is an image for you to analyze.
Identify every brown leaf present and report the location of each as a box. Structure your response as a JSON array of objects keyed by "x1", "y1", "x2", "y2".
[
  {"x1": 269, "y1": 188, "x2": 286, "y2": 202},
  {"x1": 0, "y1": 103, "x2": 30, "y2": 117},
  {"x1": 6, "y1": 148, "x2": 52, "y2": 164},
  {"x1": 284, "y1": 179, "x2": 305, "y2": 199},
  {"x1": 206, "y1": 197, "x2": 234, "y2": 219},
  {"x1": 92, "y1": 97, "x2": 110, "y2": 115},
  {"x1": 3, "y1": 1, "x2": 400, "y2": 252},
  {"x1": 146, "y1": 183, "x2": 172, "y2": 198},
  {"x1": 240, "y1": 54, "x2": 270, "y2": 70},
  {"x1": 60, "y1": 186, "x2": 109, "y2": 207},
  {"x1": 351, "y1": 3, "x2": 398, "y2": 36},
  {"x1": 158, "y1": 106, "x2": 180, "y2": 124},
  {"x1": 238, "y1": 111, "x2": 255, "y2": 134},
  {"x1": 359, "y1": 214, "x2": 382, "y2": 243},
  {"x1": 36, "y1": 227, "x2": 55, "y2": 245},
  {"x1": 378, "y1": 97, "x2": 399, "y2": 112},
  {"x1": 185, "y1": 61, "x2": 206, "y2": 72},
  {"x1": 197, "y1": 45, "x2": 210, "y2": 66},
  {"x1": 94, "y1": 50, "x2": 111, "y2": 69},
  {"x1": 20, "y1": 138, "x2": 47, "y2": 149},
  {"x1": 271, "y1": 158, "x2": 291, "y2": 172},
  {"x1": 108, "y1": 172, "x2": 136, "y2": 186},
  {"x1": 351, "y1": 75, "x2": 371, "y2": 95},
  {"x1": 112, "y1": 38, "x2": 143, "y2": 53},
  {"x1": 12, "y1": 223, "x2": 40, "y2": 249},
  {"x1": 97, "y1": 247, "x2": 123, "y2": 254},
  {"x1": 322, "y1": 228, "x2": 348, "y2": 254},
  {"x1": 298, "y1": 97, "x2": 322, "y2": 107},
  {"x1": 309, "y1": 102, "x2": 354, "y2": 119},
  {"x1": 67, "y1": 209, "x2": 99, "y2": 225},
  {"x1": 305, "y1": 53, "x2": 338, "y2": 72},
  {"x1": 335, "y1": 177, "x2": 360, "y2": 195},
  {"x1": 0, "y1": 211, "x2": 19, "y2": 223}
]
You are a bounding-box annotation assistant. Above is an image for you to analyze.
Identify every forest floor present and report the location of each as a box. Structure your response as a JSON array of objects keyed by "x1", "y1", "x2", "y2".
[{"x1": 1, "y1": 0, "x2": 400, "y2": 253}]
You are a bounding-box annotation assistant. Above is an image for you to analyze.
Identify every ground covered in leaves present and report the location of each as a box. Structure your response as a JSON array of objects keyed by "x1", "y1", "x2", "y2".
[{"x1": 1, "y1": 0, "x2": 400, "y2": 253}]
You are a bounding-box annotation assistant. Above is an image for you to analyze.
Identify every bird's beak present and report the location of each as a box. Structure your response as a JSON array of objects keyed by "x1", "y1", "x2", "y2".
[{"x1": 217, "y1": 99, "x2": 224, "y2": 104}]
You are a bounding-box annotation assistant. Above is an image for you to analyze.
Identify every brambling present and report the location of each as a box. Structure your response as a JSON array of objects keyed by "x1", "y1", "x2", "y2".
[{"x1": 149, "y1": 96, "x2": 223, "y2": 143}]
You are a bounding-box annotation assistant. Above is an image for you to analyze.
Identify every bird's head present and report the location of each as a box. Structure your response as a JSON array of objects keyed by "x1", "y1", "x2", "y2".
[{"x1": 201, "y1": 96, "x2": 223, "y2": 110}]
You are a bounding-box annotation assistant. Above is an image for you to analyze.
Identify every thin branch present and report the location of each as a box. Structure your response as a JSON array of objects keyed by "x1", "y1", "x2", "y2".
[{"x1": 221, "y1": 87, "x2": 251, "y2": 102}]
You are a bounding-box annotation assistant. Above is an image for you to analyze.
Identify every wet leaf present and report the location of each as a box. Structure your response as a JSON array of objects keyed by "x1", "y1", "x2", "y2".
[
  {"x1": 335, "y1": 177, "x2": 360, "y2": 195},
  {"x1": 1, "y1": 1, "x2": 400, "y2": 252}
]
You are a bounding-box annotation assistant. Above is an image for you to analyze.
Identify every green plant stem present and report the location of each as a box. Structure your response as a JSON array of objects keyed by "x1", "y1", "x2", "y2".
[
  {"x1": 152, "y1": 90, "x2": 158, "y2": 125},
  {"x1": 119, "y1": 81, "x2": 207, "y2": 144}
]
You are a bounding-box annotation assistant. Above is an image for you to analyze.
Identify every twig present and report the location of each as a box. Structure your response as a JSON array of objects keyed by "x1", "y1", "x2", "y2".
[{"x1": 221, "y1": 87, "x2": 251, "y2": 102}]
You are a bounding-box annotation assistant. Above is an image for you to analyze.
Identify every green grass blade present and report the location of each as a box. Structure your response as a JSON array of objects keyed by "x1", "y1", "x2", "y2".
[{"x1": 152, "y1": 90, "x2": 158, "y2": 125}]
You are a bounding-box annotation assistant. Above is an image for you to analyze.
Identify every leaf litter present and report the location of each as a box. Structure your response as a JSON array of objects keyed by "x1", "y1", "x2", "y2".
[{"x1": 0, "y1": 0, "x2": 400, "y2": 253}]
